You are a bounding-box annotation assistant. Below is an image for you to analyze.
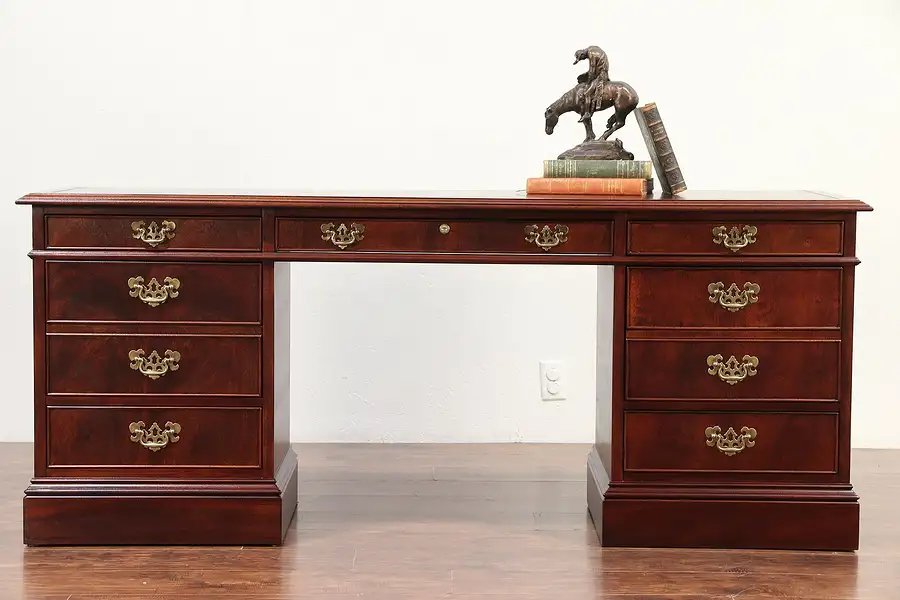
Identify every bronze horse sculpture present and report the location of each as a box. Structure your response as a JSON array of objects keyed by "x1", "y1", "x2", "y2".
[{"x1": 544, "y1": 79, "x2": 639, "y2": 143}]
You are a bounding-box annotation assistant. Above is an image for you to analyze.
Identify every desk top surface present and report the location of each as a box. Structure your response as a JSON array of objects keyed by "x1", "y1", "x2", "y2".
[{"x1": 17, "y1": 187, "x2": 872, "y2": 212}]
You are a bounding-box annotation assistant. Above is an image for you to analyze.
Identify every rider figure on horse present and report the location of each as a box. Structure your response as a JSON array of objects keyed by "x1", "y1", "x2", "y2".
[{"x1": 573, "y1": 45, "x2": 609, "y2": 123}]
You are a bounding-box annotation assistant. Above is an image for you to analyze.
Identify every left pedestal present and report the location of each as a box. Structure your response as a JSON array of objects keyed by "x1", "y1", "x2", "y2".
[{"x1": 24, "y1": 206, "x2": 295, "y2": 544}]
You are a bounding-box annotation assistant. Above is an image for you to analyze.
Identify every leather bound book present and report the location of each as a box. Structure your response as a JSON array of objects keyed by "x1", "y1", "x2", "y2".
[
  {"x1": 635, "y1": 102, "x2": 687, "y2": 195},
  {"x1": 525, "y1": 177, "x2": 652, "y2": 195}
]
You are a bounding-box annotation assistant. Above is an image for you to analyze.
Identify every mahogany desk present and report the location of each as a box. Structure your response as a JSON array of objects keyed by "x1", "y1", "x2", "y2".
[{"x1": 17, "y1": 188, "x2": 871, "y2": 550}]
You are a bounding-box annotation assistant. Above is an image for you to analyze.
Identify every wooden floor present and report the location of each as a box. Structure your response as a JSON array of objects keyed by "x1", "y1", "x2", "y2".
[{"x1": 3, "y1": 443, "x2": 899, "y2": 599}]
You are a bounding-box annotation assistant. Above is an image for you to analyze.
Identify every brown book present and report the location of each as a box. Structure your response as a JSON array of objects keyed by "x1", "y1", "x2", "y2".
[
  {"x1": 526, "y1": 177, "x2": 651, "y2": 195},
  {"x1": 634, "y1": 102, "x2": 686, "y2": 195}
]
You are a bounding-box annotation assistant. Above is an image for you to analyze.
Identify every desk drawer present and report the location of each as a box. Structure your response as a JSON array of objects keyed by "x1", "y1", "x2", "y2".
[
  {"x1": 626, "y1": 339, "x2": 839, "y2": 401},
  {"x1": 627, "y1": 267, "x2": 842, "y2": 329},
  {"x1": 627, "y1": 220, "x2": 843, "y2": 255},
  {"x1": 46, "y1": 215, "x2": 262, "y2": 251},
  {"x1": 624, "y1": 411, "x2": 838, "y2": 478},
  {"x1": 46, "y1": 334, "x2": 261, "y2": 396},
  {"x1": 47, "y1": 406, "x2": 261, "y2": 469},
  {"x1": 276, "y1": 218, "x2": 613, "y2": 255},
  {"x1": 46, "y1": 261, "x2": 262, "y2": 324}
]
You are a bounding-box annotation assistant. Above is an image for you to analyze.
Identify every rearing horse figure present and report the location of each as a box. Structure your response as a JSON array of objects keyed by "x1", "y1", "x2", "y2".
[{"x1": 544, "y1": 80, "x2": 639, "y2": 143}]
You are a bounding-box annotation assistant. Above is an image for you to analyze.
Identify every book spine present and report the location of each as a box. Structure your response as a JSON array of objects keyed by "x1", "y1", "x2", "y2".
[
  {"x1": 542, "y1": 160, "x2": 652, "y2": 179},
  {"x1": 526, "y1": 178, "x2": 650, "y2": 195},
  {"x1": 634, "y1": 108, "x2": 669, "y2": 195},
  {"x1": 639, "y1": 103, "x2": 687, "y2": 194}
]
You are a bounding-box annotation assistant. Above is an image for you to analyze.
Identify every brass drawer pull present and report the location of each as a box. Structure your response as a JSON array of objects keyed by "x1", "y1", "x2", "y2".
[
  {"x1": 705, "y1": 425, "x2": 757, "y2": 456},
  {"x1": 127, "y1": 276, "x2": 180, "y2": 307},
  {"x1": 129, "y1": 421, "x2": 181, "y2": 452},
  {"x1": 439, "y1": 223, "x2": 451, "y2": 234},
  {"x1": 524, "y1": 224, "x2": 569, "y2": 251},
  {"x1": 712, "y1": 225, "x2": 757, "y2": 252},
  {"x1": 321, "y1": 222, "x2": 365, "y2": 249},
  {"x1": 131, "y1": 220, "x2": 176, "y2": 248},
  {"x1": 708, "y1": 281, "x2": 760, "y2": 312},
  {"x1": 707, "y1": 354, "x2": 758, "y2": 385},
  {"x1": 128, "y1": 349, "x2": 181, "y2": 380}
]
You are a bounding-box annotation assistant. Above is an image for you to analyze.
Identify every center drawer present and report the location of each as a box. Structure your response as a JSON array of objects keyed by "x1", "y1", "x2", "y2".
[
  {"x1": 46, "y1": 261, "x2": 262, "y2": 324},
  {"x1": 626, "y1": 339, "x2": 839, "y2": 401},
  {"x1": 46, "y1": 334, "x2": 261, "y2": 396},
  {"x1": 627, "y1": 267, "x2": 842, "y2": 329},
  {"x1": 276, "y1": 218, "x2": 613, "y2": 255}
]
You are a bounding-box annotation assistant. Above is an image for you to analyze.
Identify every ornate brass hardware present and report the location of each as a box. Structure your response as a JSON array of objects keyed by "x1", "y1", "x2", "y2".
[
  {"x1": 128, "y1": 349, "x2": 181, "y2": 380},
  {"x1": 127, "y1": 276, "x2": 181, "y2": 307},
  {"x1": 524, "y1": 224, "x2": 569, "y2": 251},
  {"x1": 131, "y1": 220, "x2": 176, "y2": 248},
  {"x1": 708, "y1": 281, "x2": 760, "y2": 312},
  {"x1": 439, "y1": 224, "x2": 451, "y2": 234},
  {"x1": 705, "y1": 425, "x2": 757, "y2": 456},
  {"x1": 129, "y1": 421, "x2": 181, "y2": 452},
  {"x1": 707, "y1": 354, "x2": 758, "y2": 385},
  {"x1": 321, "y1": 222, "x2": 365, "y2": 249},
  {"x1": 712, "y1": 225, "x2": 757, "y2": 252}
]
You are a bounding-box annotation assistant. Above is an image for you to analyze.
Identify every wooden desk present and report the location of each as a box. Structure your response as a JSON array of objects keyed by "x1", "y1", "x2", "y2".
[{"x1": 17, "y1": 188, "x2": 872, "y2": 550}]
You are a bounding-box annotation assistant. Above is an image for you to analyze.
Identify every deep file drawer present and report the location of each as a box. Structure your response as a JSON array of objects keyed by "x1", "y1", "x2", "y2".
[
  {"x1": 46, "y1": 261, "x2": 262, "y2": 324},
  {"x1": 46, "y1": 406, "x2": 262, "y2": 475},
  {"x1": 624, "y1": 410, "x2": 839, "y2": 481},
  {"x1": 46, "y1": 334, "x2": 261, "y2": 397},
  {"x1": 627, "y1": 267, "x2": 842, "y2": 329},
  {"x1": 626, "y1": 339, "x2": 840, "y2": 401}
]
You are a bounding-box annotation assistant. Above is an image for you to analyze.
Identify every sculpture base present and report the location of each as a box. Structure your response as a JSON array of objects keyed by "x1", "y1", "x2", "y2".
[{"x1": 558, "y1": 138, "x2": 634, "y2": 161}]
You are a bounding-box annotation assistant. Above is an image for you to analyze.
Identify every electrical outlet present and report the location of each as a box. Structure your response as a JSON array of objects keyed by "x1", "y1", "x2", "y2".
[{"x1": 539, "y1": 360, "x2": 566, "y2": 401}]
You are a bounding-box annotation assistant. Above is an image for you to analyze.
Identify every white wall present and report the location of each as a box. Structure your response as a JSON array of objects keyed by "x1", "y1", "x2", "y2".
[{"x1": 1, "y1": 0, "x2": 898, "y2": 447}]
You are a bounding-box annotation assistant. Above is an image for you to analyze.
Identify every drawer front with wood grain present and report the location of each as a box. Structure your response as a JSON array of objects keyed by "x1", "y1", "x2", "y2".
[
  {"x1": 276, "y1": 218, "x2": 613, "y2": 255},
  {"x1": 46, "y1": 334, "x2": 261, "y2": 396},
  {"x1": 626, "y1": 339, "x2": 840, "y2": 401},
  {"x1": 627, "y1": 267, "x2": 842, "y2": 329},
  {"x1": 46, "y1": 261, "x2": 262, "y2": 324},
  {"x1": 624, "y1": 411, "x2": 838, "y2": 478},
  {"x1": 46, "y1": 215, "x2": 262, "y2": 250},
  {"x1": 627, "y1": 220, "x2": 844, "y2": 256},
  {"x1": 47, "y1": 406, "x2": 261, "y2": 470}
]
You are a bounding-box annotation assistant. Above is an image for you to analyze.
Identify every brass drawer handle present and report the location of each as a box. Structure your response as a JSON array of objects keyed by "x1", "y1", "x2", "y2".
[
  {"x1": 712, "y1": 225, "x2": 757, "y2": 252},
  {"x1": 321, "y1": 222, "x2": 365, "y2": 249},
  {"x1": 128, "y1": 349, "x2": 181, "y2": 380},
  {"x1": 131, "y1": 220, "x2": 176, "y2": 248},
  {"x1": 129, "y1": 420, "x2": 181, "y2": 452},
  {"x1": 708, "y1": 281, "x2": 760, "y2": 312},
  {"x1": 127, "y1": 276, "x2": 180, "y2": 307},
  {"x1": 439, "y1": 223, "x2": 451, "y2": 234},
  {"x1": 707, "y1": 354, "x2": 758, "y2": 385},
  {"x1": 705, "y1": 425, "x2": 757, "y2": 456},
  {"x1": 524, "y1": 224, "x2": 569, "y2": 251}
]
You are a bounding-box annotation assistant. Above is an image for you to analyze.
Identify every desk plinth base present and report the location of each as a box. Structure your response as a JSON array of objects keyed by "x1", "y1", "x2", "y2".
[
  {"x1": 586, "y1": 449, "x2": 860, "y2": 551},
  {"x1": 23, "y1": 450, "x2": 299, "y2": 546}
]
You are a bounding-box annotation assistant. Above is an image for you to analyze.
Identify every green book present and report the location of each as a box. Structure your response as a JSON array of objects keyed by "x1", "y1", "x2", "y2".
[{"x1": 542, "y1": 159, "x2": 652, "y2": 179}]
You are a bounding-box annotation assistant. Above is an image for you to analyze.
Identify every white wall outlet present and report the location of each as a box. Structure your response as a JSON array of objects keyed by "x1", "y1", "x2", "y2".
[{"x1": 539, "y1": 360, "x2": 566, "y2": 401}]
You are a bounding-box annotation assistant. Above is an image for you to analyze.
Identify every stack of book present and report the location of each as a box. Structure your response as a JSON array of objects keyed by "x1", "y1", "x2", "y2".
[
  {"x1": 525, "y1": 102, "x2": 686, "y2": 197},
  {"x1": 525, "y1": 159, "x2": 654, "y2": 196}
]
